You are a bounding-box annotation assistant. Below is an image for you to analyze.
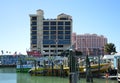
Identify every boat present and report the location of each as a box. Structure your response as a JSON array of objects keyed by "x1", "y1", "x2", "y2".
[
  {"x1": 28, "y1": 62, "x2": 111, "y2": 76},
  {"x1": 16, "y1": 50, "x2": 42, "y2": 72},
  {"x1": 16, "y1": 57, "x2": 36, "y2": 73},
  {"x1": 82, "y1": 62, "x2": 111, "y2": 73}
]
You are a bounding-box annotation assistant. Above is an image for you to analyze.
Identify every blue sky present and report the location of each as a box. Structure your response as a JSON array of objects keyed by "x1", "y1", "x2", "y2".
[{"x1": 0, "y1": 0, "x2": 120, "y2": 54}]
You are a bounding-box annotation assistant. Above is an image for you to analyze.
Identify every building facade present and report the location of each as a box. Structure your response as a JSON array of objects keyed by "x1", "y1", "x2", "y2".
[
  {"x1": 29, "y1": 9, "x2": 72, "y2": 56},
  {"x1": 72, "y1": 33, "x2": 107, "y2": 56}
]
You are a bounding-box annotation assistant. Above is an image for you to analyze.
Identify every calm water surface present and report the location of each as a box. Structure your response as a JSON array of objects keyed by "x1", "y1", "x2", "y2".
[{"x1": 0, "y1": 68, "x2": 118, "y2": 83}]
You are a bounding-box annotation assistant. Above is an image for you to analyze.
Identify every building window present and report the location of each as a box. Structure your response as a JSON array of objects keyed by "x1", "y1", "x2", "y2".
[
  {"x1": 58, "y1": 50, "x2": 63, "y2": 52},
  {"x1": 50, "y1": 26, "x2": 56, "y2": 30},
  {"x1": 58, "y1": 45, "x2": 63, "y2": 47},
  {"x1": 51, "y1": 45, "x2": 56, "y2": 47},
  {"x1": 31, "y1": 22, "x2": 37, "y2": 25},
  {"x1": 32, "y1": 27, "x2": 37, "y2": 30},
  {"x1": 43, "y1": 26, "x2": 49, "y2": 30},
  {"x1": 58, "y1": 35, "x2": 63, "y2": 39},
  {"x1": 58, "y1": 26, "x2": 64, "y2": 30},
  {"x1": 65, "y1": 22, "x2": 70, "y2": 25},
  {"x1": 58, "y1": 22, "x2": 63, "y2": 25},
  {"x1": 31, "y1": 31, "x2": 37, "y2": 35},
  {"x1": 50, "y1": 21, "x2": 56, "y2": 25},
  {"x1": 32, "y1": 45, "x2": 37, "y2": 48},
  {"x1": 44, "y1": 50, "x2": 49, "y2": 52},
  {"x1": 32, "y1": 17, "x2": 37, "y2": 20},
  {"x1": 51, "y1": 35, "x2": 56, "y2": 39},
  {"x1": 32, "y1": 36, "x2": 37, "y2": 39},
  {"x1": 64, "y1": 40, "x2": 70, "y2": 44},
  {"x1": 43, "y1": 40, "x2": 49, "y2": 44},
  {"x1": 43, "y1": 31, "x2": 49, "y2": 35},
  {"x1": 58, "y1": 31, "x2": 63, "y2": 34},
  {"x1": 43, "y1": 40, "x2": 55, "y2": 44},
  {"x1": 65, "y1": 35, "x2": 70, "y2": 39},
  {"x1": 60, "y1": 18, "x2": 67, "y2": 20},
  {"x1": 43, "y1": 22, "x2": 49, "y2": 25},
  {"x1": 50, "y1": 50, "x2": 54, "y2": 52},
  {"x1": 32, "y1": 40, "x2": 37, "y2": 44},
  {"x1": 51, "y1": 31, "x2": 56, "y2": 34},
  {"x1": 65, "y1": 31, "x2": 70, "y2": 34},
  {"x1": 65, "y1": 26, "x2": 70, "y2": 30},
  {"x1": 43, "y1": 45, "x2": 49, "y2": 48},
  {"x1": 43, "y1": 36, "x2": 49, "y2": 39}
]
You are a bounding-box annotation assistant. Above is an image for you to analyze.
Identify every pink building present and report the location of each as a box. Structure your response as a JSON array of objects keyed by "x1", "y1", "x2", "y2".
[{"x1": 72, "y1": 33, "x2": 107, "y2": 56}]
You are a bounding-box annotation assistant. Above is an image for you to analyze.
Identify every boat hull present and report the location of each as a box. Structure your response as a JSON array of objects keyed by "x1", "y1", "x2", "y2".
[
  {"x1": 28, "y1": 63, "x2": 111, "y2": 76},
  {"x1": 16, "y1": 65, "x2": 34, "y2": 73}
]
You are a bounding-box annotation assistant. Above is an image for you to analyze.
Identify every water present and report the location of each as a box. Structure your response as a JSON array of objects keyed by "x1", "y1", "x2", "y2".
[{"x1": 0, "y1": 68, "x2": 118, "y2": 83}]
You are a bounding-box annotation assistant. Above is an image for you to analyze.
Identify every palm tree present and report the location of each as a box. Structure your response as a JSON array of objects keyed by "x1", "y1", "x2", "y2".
[{"x1": 104, "y1": 43, "x2": 116, "y2": 55}]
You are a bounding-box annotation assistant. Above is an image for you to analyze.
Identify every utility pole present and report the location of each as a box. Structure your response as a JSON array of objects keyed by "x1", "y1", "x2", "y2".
[
  {"x1": 69, "y1": 49, "x2": 78, "y2": 83},
  {"x1": 86, "y1": 55, "x2": 93, "y2": 83}
]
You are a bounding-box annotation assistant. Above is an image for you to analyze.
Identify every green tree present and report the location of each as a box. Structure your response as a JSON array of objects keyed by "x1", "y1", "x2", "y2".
[
  {"x1": 75, "y1": 50, "x2": 83, "y2": 56},
  {"x1": 104, "y1": 43, "x2": 116, "y2": 55}
]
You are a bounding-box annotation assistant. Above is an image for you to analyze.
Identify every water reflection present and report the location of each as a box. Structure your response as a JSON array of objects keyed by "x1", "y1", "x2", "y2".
[
  {"x1": 17, "y1": 73, "x2": 118, "y2": 83},
  {"x1": 0, "y1": 68, "x2": 118, "y2": 83},
  {"x1": 17, "y1": 73, "x2": 69, "y2": 83},
  {"x1": 0, "y1": 67, "x2": 16, "y2": 73},
  {"x1": 0, "y1": 68, "x2": 16, "y2": 83}
]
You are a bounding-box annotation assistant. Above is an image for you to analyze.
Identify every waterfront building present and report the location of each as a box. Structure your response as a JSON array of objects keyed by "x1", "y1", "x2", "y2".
[
  {"x1": 0, "y1": 55, "x2": 27, "y2": 65},
  {"x1": 29, "y1": 9, "x2": 72, "y2": 56},
  {"x1": 72, "y1": 33, "x2": 107, "y2": 56}
]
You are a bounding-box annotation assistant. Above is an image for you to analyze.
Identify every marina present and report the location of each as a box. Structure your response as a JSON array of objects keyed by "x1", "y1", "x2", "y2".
[
  {"x1": 15, "y1": 55, "x2": 111, "y2": 75},
  {"x1": 0, "y1": 53, "x2": 120, "y2": 83}
]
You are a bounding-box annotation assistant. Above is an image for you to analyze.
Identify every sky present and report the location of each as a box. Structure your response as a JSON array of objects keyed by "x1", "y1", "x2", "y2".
[{"x1": 0, "y1": 0, "x2": 120, "y2": 54}]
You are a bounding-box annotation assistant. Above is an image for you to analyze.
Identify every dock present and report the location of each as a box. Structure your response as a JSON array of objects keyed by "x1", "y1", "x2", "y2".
[{"x1": 101, "y1": 75, "x2": 117, "y2": 79}]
